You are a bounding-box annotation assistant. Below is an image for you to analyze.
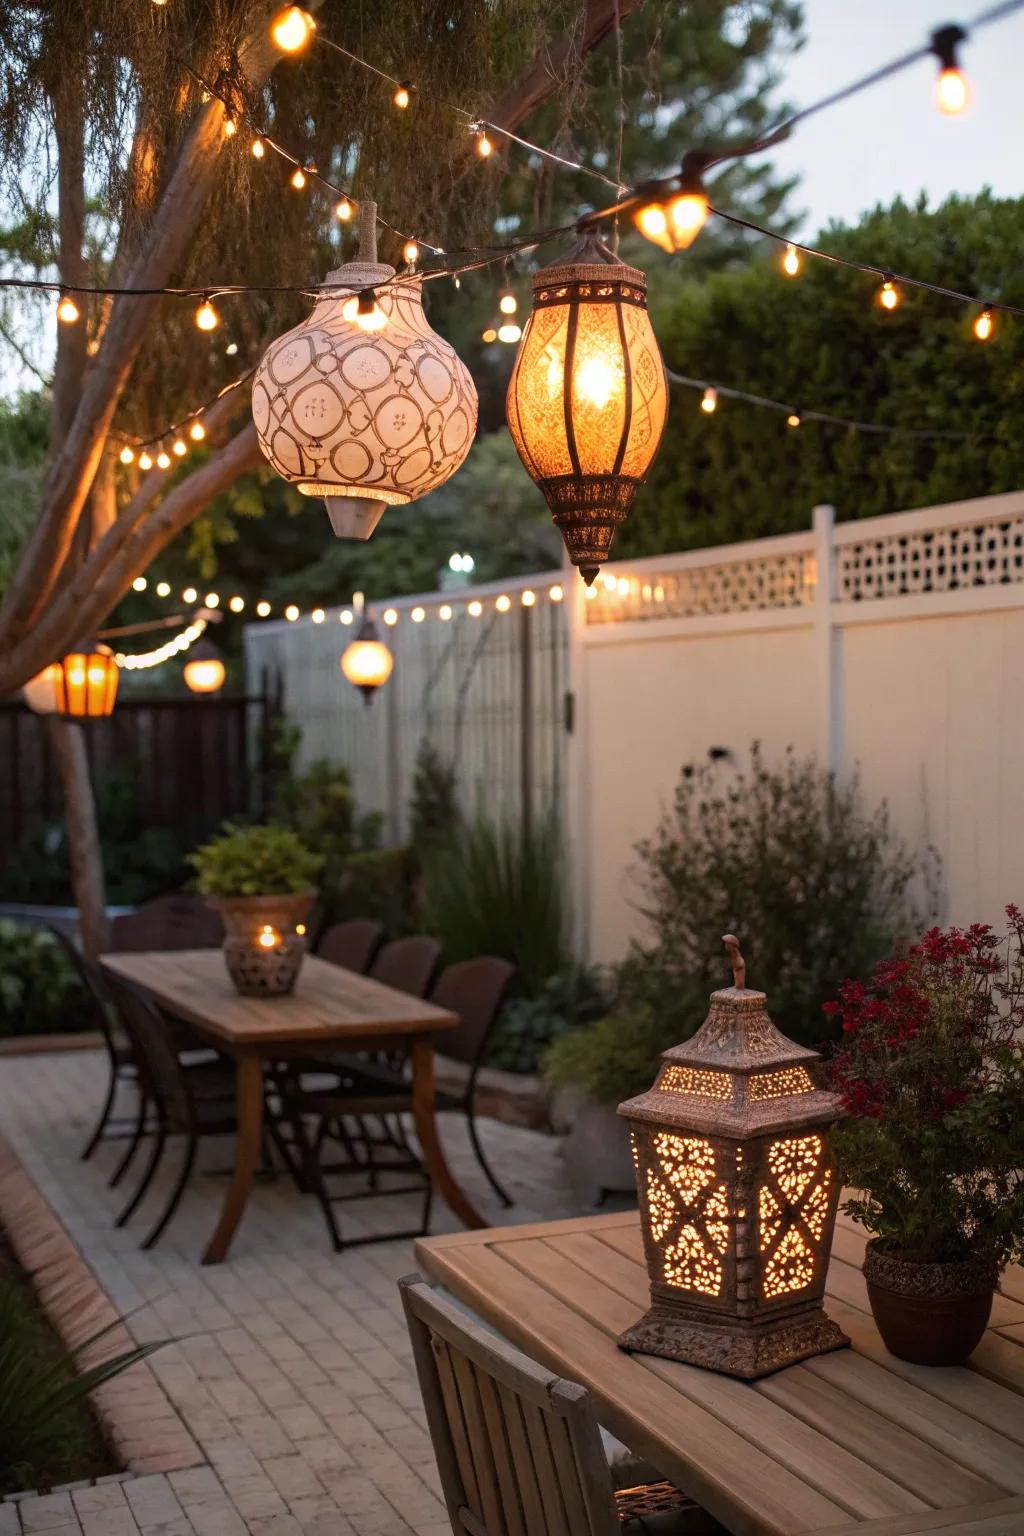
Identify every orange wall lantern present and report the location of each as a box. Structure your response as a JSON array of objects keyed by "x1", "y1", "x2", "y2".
[
  {"x1": 617, "y1": 935, "x2": 848, "y2": 1379},
  {"x1": 54, "y1": 641, "x2": 119, "y2": 719}
]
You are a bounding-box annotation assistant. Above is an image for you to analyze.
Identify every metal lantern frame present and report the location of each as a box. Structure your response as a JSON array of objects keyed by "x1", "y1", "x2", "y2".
[
  {"x1": 506, "y1": 232, "x2": 667, "y2": 586},
  {"x1": 618, "y1": 939, "x2": 848, "y2": 1379},
  {"x1": 54, "y1": 640, "x2": 119, "y2": 720}
]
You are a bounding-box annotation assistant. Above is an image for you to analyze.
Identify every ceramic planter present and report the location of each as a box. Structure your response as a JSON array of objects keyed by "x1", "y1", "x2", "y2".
[
  {"x1": 205, "y1": 891, "x2": 315, "y2": 998},
  {"x1": 863, "y1": 1239, "x2": 998, "y2": 1365}
]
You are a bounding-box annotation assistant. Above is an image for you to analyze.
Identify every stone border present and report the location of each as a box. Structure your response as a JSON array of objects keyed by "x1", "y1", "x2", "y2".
[{"x1": 0, "y1": 1134, "x2": 202, "y2": 1477}]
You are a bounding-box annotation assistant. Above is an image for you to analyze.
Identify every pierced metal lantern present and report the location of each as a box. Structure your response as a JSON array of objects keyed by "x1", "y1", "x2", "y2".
[
  {"x1": 618, "y1": 935, "x2": 848, "y2": 1379},
  {"x1": 506, "y1": 231, "x2": 668, "y2": 585}
]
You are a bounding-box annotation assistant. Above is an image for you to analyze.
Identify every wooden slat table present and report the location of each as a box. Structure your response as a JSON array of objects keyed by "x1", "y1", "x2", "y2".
[
  {"x1": 417, "y1": 1211, "x2": 1024, "y2": 1536},
  {"x1": 102, "y1": 948, "x2": 486, "y2": 1263}
]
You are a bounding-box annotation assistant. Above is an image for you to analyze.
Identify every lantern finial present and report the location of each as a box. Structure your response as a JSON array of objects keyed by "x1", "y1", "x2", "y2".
[{"x1": 722, "y1": 934, "x2": 745, "y2": 991}]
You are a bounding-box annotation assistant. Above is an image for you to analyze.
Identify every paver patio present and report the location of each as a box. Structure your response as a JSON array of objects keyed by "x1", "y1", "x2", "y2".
[{"x1": 0, "y1": 1047, "x2": 584, "y2": 1536}]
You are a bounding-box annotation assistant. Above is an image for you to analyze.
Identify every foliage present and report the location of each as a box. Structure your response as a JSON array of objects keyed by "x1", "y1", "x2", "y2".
[
  {"x1": 487, "y1": 963, "x2": 607, "y2": 1075},
  {"x1": 409, "y1": 741, "x2": 460, "y2": 855},
  {"x1": 624, "y1": 743, "x2": 934, "y2": 1048},
  {"x1": 623, "y1": 192, "x2": 1024, "y2": 558},
  {"x1": 0, "y1": 921, "x2": 92, "y2": 1039},
  {"x1": 544, "y1": 1007, "x2": 673, "y2": 1105},
  {"x1": 830, "y1": 913, "x2": 1024, "y2": 1269},
  {"x1": 189, "y1": 821, "x2": 322, "y2": 897},
  {"x1": 272, "y1": 752, "x2": 381, "y2": 898},
  {"x1": 1, "y1": 769, "x2": 188, "y2": 906},
  {"x1": 0, "y1": 391, "x2": 47, "y2": 598},
  {"x1": 0, "y1": 1248, "x2": 164, "y2": 1495},
  {"x1": 423, "y1": 809, "x2": 568, "y2": 997}
]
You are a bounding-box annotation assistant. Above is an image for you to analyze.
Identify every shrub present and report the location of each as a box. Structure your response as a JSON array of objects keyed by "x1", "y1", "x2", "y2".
[
  {"x1": 424, "y1": 809, "x2": 568, "y2": 996},
  {"x1": 487, "y1": 964, "x2": 607, "y2": 1075},
  {"x1": 544, "y1": 1008, "x2": 673, "y2": 1104},
  {"x1": 409, "y1": 741, "x2": 460, "y2": 853},
  {"x1": 830, "y1": 911, "x2": 1024, "y2": 1267},
  {"x1": 188, "y1": 822, "x2": 322, "y2": 897},
  {"x1": 0, "y1": 922, "x2": 91, "y2": 1039},
  {"x1": 625, "y1": 743, "x2": 936, "y2": 1047},
  {"x1": 330, "y1": 845, "x2": 422, "y2": 935}
]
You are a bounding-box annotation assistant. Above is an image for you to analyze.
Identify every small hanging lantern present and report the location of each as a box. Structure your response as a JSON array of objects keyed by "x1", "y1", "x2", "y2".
[
  {"x1": 183, "y1": 639, "x2": 226, "y2": 695},
  {"x1": 54, "y1": 641, "x2": 119, "y2": 720},
  {"x1": 340, "y1": 597, "x2": 393, "y2": 704},
  {"x1": 253, "y1": 201, "x2": 478, "y2": 541},
  {"x1": 22, "y1": 663, "x2": 62, "y2": 714},
  {"x1": 618, "y1": 935, "x2": 848, "y2": 1379},
  {"x1": 506, "y1": 231, "x2": 667, "y2": 585}
]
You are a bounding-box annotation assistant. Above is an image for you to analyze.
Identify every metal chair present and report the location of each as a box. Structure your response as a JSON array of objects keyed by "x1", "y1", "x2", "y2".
[
  {"x1": 102, "y1": 972, "x2": 241, "y2": 1249},
  {"x1": 316, "y1": 918, "x2": 385, "y2": 973},
  {"x1": 369, "y1": 935, "x2": 441, "y2": 997},
  {"x1": 399, "y1": 1274, "x2": 718, "y2": 1535},
  {"x1": 109, "y1": 892, "x2": 224, "y2": 951}
]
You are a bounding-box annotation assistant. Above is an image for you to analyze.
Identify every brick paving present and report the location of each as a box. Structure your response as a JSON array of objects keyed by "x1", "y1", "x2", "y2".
[{"x1": 0, "y1": 1048, "x2": 585, "y2": 1535}]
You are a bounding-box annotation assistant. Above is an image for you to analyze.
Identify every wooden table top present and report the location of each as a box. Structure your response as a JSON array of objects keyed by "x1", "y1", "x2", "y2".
[
  {"x1": 101, "y1": 948, "x2": 457, "y2": 1046},
  {"x1": 417, "y1": 1210, "x2": 1024, "y2": 1536}
]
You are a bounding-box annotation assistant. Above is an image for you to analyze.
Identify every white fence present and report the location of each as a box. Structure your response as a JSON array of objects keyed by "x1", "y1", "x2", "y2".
[{"x1": 244, "y1": 489, "x2": 1024, "y2": 963}]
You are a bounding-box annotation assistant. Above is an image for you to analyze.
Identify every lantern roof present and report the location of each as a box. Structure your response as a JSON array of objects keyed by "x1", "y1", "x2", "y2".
[
  {"x1": 618, "y1": 937, "x2": 843, "y2": 1137},
  {"x1": 531, "y1": 229, "x2": 647, "y2": 290}
]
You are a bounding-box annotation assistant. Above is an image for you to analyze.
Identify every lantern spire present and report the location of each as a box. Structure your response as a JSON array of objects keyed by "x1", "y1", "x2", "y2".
[{"x1": 722, "y1": 933, "x2": 745, "y2": 991}]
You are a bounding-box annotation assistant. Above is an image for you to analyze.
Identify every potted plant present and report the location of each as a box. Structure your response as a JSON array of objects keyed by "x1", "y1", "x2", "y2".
[
  {"x1": 827, "y1": 909, "x2": 1024, "y2": 1365},
  {"x1": 188, "y1": 823, "x2": 323, "y2": 997}
]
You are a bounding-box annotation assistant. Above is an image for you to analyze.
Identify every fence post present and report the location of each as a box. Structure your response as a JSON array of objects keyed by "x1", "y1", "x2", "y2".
[
  {"x1": 812, "y1": 503, "x2": 844, "y2": 775},
  {"x1": 564, "y1": 560, "x2": 591, "y2": 963},
  {"x1": 520, "y1": 601, "x2": 533, "y2": 836}
]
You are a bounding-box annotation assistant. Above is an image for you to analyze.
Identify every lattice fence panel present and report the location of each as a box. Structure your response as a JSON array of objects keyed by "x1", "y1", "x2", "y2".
[
  {"x1": 836, "y1": 515, "x2": 1024, "y2": 601},
  {"x1": 585, "y1": 551, "x2": 814, "y2": 624}
]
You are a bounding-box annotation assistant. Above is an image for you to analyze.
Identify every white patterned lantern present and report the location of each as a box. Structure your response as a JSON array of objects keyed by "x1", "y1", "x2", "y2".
[{"x1": 252, "y1": 214, "x2": 477, "y2": 540}]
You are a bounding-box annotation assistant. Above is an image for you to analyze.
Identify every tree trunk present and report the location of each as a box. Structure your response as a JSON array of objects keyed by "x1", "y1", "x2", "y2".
[{"x1": 49, "y1": 721, "x2": 108, "y2": 959}]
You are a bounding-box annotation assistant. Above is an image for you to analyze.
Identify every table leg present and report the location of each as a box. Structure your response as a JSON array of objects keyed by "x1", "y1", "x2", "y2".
[
  {"x1": 202, "y1": 1055, "x2": 264, "y2": 1265},
  {"x1": 411, "y1": 1038, "x2": 485, "y2": 1230}
]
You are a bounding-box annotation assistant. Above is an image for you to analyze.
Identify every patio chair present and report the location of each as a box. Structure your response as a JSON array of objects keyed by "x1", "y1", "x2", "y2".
[
  {"x1": 316, "y1": 918, "x2": 385, "y2": 973},
  {"x1": 399, "y1": 1273, "x2": 719, "y2": 1535},
  {"x1": 369, "y1": 934, "x2": 441, "y2": 997},
  {"x1": 102, "y1": 971, "x2": 243, "y2": 1249},
  {"x1": 109, "y1": 892, "x2": 224, "y2": 951}
]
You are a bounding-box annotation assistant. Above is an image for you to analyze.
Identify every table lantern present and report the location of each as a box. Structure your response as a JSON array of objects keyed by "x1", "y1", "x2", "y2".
[
  {"x1": 506, "y1": 230, "x2": 667, "y2": 585},
  {"x1": 207, "y1": 893, "x2": 314, "y2": 997},
  {"x1": 618, "y1": 935, "x2": 848, "y2": 1379}
]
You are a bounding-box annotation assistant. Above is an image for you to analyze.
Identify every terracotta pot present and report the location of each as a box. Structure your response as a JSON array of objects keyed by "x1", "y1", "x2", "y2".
[
  {"x1": 863, "y1": 1239, "x2": 997, "y2": 1366},
  {"x1": 205, "y1": 891, "x2": 315, "y2": 998}
]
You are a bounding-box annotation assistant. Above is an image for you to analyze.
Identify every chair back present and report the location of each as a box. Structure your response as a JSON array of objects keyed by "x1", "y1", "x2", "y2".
[
  {"x1": 429, "y1": 957, "x2": 515, "y2": 1068},
  {"x1": 399, "y1": 1274, "x2": 619, "y2": 1536},
  {"x1": 103, "y1": 972, "x2": 192, "y2": 1131},
  {"x1": 370, "y1": 936, "x2": 441, "y2": 998},
  {"x1": 46, "y1": 926, "x2": 123, "y2": 1061},
  {"x1": 109, "y1": 893, "x2": 224, "y2": 952},
  {"x1": 317, "y1": 919, "x2": 385, "y2": 973}
]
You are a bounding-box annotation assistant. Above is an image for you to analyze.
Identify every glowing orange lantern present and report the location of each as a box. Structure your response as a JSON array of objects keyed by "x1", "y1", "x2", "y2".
[
  {"x1": 183, "y1": 640, "x2": 226, "y2": 695},
  {"x1": 618, "y1": 935, "x2": 848, "y2": 1379},
  {"x1": 340, "y1": 612, "x2": 394, "y2": 703},
  {"x1": 55, "y1": 641, "x2": 119, "y2": 719}
]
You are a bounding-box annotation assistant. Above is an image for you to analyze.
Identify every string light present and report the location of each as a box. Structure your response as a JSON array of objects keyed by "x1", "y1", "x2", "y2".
[
  {"x1": 701, "y1": 387, "x2": 718, "y2": 414},
  {"x1": 497, "y1": 322, "x2": 522, "y2": 344},
  {"x1": 468, "y1": 599, "x2": 483, "y2": 617},
  {"x1": 973, "y1": 306, "x2": 994, "y2": 341},
  {"x1": 251, "y1": 137, "x2": 266, "y2": 159},
  {"x1": 119, "y1": 446, "x2": 135, "y2": 465},
  {"x1": 393, "y1": 82, "x2": 411, "y2": 109},
  {"x1": 878, "y1": 275, "x2": 900, "y2": 311},
  {"x1": 256, "y1": 600, "x2": 272, "y2": 617},
  {"x1": 481, "y1": 327, "x2": 498, "y2": 344},
  {"x1": 223, "y1": 117, "x2": 238, "y2": 138},
  {"x1": 499, "y1": 291, "x2": 517, "y2": 315},
  {"x1": 205, "y1": 592, "x2": 220, "y2": 607},
  {"x1": 117, "y1": 619, "x2": 207, "y2": 672},
  {"x1": 495, "y1": 594, "x2": 511, "y2": 612},
  {"x1": 156, "y1": 450, "x2": 171, "y2": 469},
  {"x1": 285, "y1": 604, "x2": 300, "y2": 621},
  {"x1": 271, "y1": 6, "x2": 315, "y2": 53},
  {"x1": 439, "y1": 604, "x2": 452, "y2": 621},
  {"x1": 383, "y1": 608, "x2": 398, "y2": 626},
  {"x1": 634, "y1": 163, "x2": 710, "y2": 253},
  {"x1": 132, "y1": 576, "x2": 147, "y2": 592},
  {"x1": 172, "y1": 438, "x2": 187, "y2": 457},
  {"x1": 402, "y1": 240, "x2": 420, "y2": 266},
  {"x1": 195, "y1": 297, "x2": 219, "y2": 331},
  {"x1": 182, "y1": 587, "x2": 198, "y2": 603},
  {"x1": 138, "y1": 451, "x2": 153, "y2": 470},
  {"x1": 335, "y1": 198, "x2": 353, "y2": 221},
  {"x1": 57, "y1": 291, "x2": 80, "y2": 325},
  {"x1": 312, "y1": 607, "x2": 325, "y2": 622},
  {"x1": 932, "y1": 24, "x2": 969, "y2": 114},
  {"x1": 189, "y1": 420, "x2": 206, "y2": 441},
  {"x1": 787, "y1": 411, "x2": 802, "y2": 428},
  {"x1": 473, "y1": 125, "x2": 493, "y2": 158},
  {"x1": 411, "y1": 606, "x2": 425, "y2": 622},
  {"x1": 340, "y1": 609, "x2": 353, "y2": 624},
  {"x1": 229, "y1": 595, "x2": 245, "y2": 613},
  {"x1": 156, "y1": 581, "x2": 171, "y2": 597},
  {"x1": 226, "y1": 342, "x2": 239, "y2": 356},
  {"x1": 521, "y1": 590, "x2": 536, "y2": 607},
  {"x1": 783, "y1": 244, "x2": 801, "y2": 277},
  {"x1": 290, "y1": 166, "x2": 307, "y2": 190},
  {"x1": 550, "y1": 584, "x2": 563, "y2": 602}
]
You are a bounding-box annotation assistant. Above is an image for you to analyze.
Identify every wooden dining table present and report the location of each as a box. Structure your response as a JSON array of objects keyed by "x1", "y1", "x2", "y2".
[
  {"x1": 101, "y1": 948, "x2": 486, "y2": 1263},
  {"x1": 417, "y1": 1209, "x2": 1024, "y2": 1536}
]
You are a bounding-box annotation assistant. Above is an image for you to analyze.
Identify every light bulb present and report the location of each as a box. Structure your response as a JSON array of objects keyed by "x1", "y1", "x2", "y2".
[
  {"x1": 521, "y1": 590, "x2": 536, "y2": 607},
  {"x1": 258, "y1": 924, "x2": 280, "y2": 949},
  {"x1": 402, "y1": 240, "x2": 420, "y2": 266},
  {"x1": 139, "y1": 452, "x2": 153, "y2": 470},
  {"x1": 205, "y1": 592, "x2": 220, "y2": 607},
  {"x1": 195, "y1": 298, "x2": 219, "y2": 331},
  {"x1": 481, "y1": 327, "x2": 497, "y2": 343},
  {"x1": 411, "y1": 606, "x2": 425, "y2": 623},
  {"x1": 183, "y1": 587, "x2": 198, "y2": 603},
  {"x1": 156, "y1": 450, "x2": 171, "y2": 469},
  {"x1": 335, "y1": 197, "x2": 352, "y2": 221},
  {"x1": 270, "y1": 7, "x2": 315, "y2": 52},
  {"x1": 668, "y1": 190, "x2": 709, "y2": 248},
  {"x1": 256, "y1": 600, "x2": 272, "y2": 617},
  {"x1": 787, "y1": 411, "x2": 802, "y2": 428},
  {"x1": 783, "y1": 243, "x2": 800, "y2": 277},
  {"x1": 498, "y1": 322, "x2": 522, "y2": 344},
  {"x1": 549, "y1": 584, "x2": 563, "y2": 603},
  {"x1": 973, "y1": 307, "x2": 994, "y2": 341},
  {"x1": 57, "y1": 293, "x2": 80, "y2": 325},
  {"x1": 251, "y1": 137, "x2": 265, "y2": 159},
  {"x1": 499, "y1": 291, "x2": 517, "y2": 315},
  {"x1": 636, "y1": 204, "x2": 668, "y2": 245},
  {"x1": 340, "y1": 609, "x2": 353, "y2": 625},
  {"x1": 119, "y1": 446, "x2": 135, "y2": 465},
  {"x1": 495, "y1": 594, "x2": 511, "y2": 613},
  {"x1": 225, "y1": 342, "x2": 239, "y2": 356},
  {"x1": 383, "y1": 608, "x2": 398, "y2": 626},
  {"x1": 223, "y1": 117, "x2": 237, "y2": 137},
  {"x1": 468, "y1": 600, "x2": 483, "y2": 617},
  {"x1": 394, "y1": 83, "x2": 411, "y2": 109},
  {"x1": 173, "y1": 438, "x2": 187, "y2": 457},
  {"x1": 575, "y1": 355, "x2": 619, "y2": 410},
  {"x1": 936, "y1": 66, "x2": 969, "y2": 115},
  {"x1": 229, "y1": 595, "x2": 245, "y2": 613},
  {"x1": 439, "y1": 604, "x2": 452, "y2": 621},
  {"x1": 132, "y1": 576, "x2": 147, "y2": 592},
  {"x1": 634, "y1": 181, "x2": 708, "y2": 252},
  {"x1": 476, "y1": 129, "x2": 493, "y2": 158},
  {"x1": 285, "y1": 604, "x2": 299, "y2": 621},
  {"x1": 878, "y1": 277, "x2": 900, "y2": 311},
  {"x1": 189, "y1": 420, "x2": 206, "y2": 441},
  {"x1": 342, "y1": 291, "x2": 387, "y2": 332},
  {"x1": 156, "y1": 581, "x2": 171, "y2": 597},
  {"x1": 701, "y1": 387, "x2": 718, "y2": 414},
  {"x1": 312, "y1": 607, "x2": 325, "y2": 623},
  {"x1": 290, "y1": 166, "x2": 307, "y2": 190}
]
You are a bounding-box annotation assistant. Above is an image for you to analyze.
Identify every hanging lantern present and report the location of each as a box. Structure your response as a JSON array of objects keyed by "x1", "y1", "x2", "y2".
[
  {"x1": 183, "y1": 640, "x2": 226, "y2": 695},
  {"x1": 252, "y1": 202, "x2": 478, "y2": 541},
  {"x1": 54, "y1": 641, "x2": 119, "y2": 719},
  {"x1": 22, "y1": 663, "x2": 62, "y2": 714},
  {"x1": 506, "y1": 232, "x2": 667, "y2": 585},
  {"x1": 340, "y1": 609, "x2": 394, "y2": 704},
  {"x1": 618, "y1": 935, "x2": 848, "y2": 1380}
]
